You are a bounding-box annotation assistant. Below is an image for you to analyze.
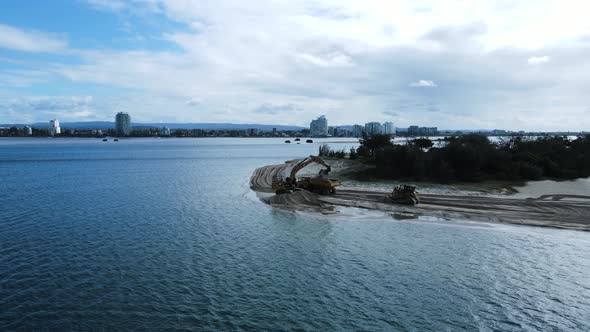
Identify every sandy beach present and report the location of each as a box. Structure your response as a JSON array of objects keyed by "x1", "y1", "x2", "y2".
[{"x1": 251, "y1": 160, "x2": 590, "y2": 231}]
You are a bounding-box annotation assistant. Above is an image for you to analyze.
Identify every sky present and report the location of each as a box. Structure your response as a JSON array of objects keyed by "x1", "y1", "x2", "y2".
[{"x1": 0, "y1": 0, "x2": 589, "y2": 130}]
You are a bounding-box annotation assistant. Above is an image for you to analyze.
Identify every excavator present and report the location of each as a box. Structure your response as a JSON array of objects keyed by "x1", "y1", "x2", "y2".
[{"x1": 272, "y1": 155, "x2": 341, "y2": 195}]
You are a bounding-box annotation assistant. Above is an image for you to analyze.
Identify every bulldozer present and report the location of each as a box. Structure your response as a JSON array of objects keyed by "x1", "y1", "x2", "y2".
[
  {"x1": 386, "y1": 185, "x2": 420, "y2": 205},
  {"x1": 272, "y1": 155, "x2": 341, "y2": 195}
]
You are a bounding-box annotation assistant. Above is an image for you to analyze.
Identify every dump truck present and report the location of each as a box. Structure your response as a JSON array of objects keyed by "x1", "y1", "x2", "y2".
[{"x1": 272, "y1": 155, "x2": 341, "y2": 195}]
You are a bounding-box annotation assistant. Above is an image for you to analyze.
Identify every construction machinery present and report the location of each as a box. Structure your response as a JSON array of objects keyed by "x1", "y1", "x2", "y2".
[
  {"x1": 272, "y1": 155, "x2": 341, "y2": 195},
  {"x1": 387, "y1": 185, "x2": 420, "y2": 205}
]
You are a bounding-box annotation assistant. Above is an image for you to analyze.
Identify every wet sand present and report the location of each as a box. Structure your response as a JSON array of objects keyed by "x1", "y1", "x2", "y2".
[{"x1": 250, "y1": 161, "x2": 590, "y2": 231}]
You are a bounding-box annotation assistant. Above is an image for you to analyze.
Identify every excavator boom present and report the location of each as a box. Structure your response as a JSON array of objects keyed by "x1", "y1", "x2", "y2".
[{"x1": 289, "y1": 155, "x2": 331, "y2": 180}]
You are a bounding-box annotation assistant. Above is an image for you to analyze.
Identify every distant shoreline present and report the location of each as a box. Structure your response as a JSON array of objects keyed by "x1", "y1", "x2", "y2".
[{"x1": 0, "y1": 136, "x2": 361, "y2": 142}]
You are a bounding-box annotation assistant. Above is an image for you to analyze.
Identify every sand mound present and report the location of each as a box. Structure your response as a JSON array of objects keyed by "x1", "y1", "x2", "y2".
[{"x1": 249, "y1": 161, "x2": 293, "y2": 192}]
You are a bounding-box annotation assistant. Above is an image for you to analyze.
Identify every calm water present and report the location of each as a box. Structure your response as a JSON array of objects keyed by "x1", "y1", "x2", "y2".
[{"x1": 1, "y1": 138, "x2": 589, "y2": 331}]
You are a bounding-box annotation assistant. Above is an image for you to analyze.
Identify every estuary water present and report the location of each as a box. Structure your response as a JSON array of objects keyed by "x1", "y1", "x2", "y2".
[{"x1": 1, "y1": 137, "x2": 589, "y2": 331}]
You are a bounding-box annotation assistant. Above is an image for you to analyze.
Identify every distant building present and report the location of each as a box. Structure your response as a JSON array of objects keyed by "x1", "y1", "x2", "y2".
[
  {"x1": 23, "y1": 126, "x2": 33, "y2": 136},
  {"x1": 382, "y1": 122, "x2": 396, "y2": 136},
  {"x1": 272, "y1": 128, "x2": 277, "y2": 136},
  {"x1": 332, "y1": 127, "x2": 346, "y2": 137},
  {"x1": 364, "y1": 122, "x2": 382, "y2": 136},
  {"x1": 49, "y1": 119, "x2": 61, "y2": 136},
  {"x1": 492, "y1": 129, "x2": 508, "y2": 136},
  {"x1": 352, "y1": 124, "x2": 364, "y2": 137},
  {"x1": 310, "y1": 116, "x2": 328, "y2": 137},
  {"x1": 408, "y1": 125, "x2": 438, "y2": 136},
  {"x1": 160, "y1": 126, "x2": 171, "y2": 136},
  {"x1": 115, "y1": 112, "x2": 132, "y2": 136},
  {"x1": 247, "y1": 128, "x2": 259, "y2": 136},
  {"x1": 328, "y1": 126, "x2": 335, "y2": 136},
  {"x1": 423, "y1": 127, "x2": 438, "y2": 136}
]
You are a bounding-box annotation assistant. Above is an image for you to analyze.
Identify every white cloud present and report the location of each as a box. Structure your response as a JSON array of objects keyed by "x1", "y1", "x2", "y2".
[
  {"x1": 0, "y1": 24, "x2": 67, "y2": 53},
  {"x1": 0, "y1": 96, "x2": 97, "y2": 122},
  {"x1": 409, "y1": 80, "x2": 437, "y2": 87},
  {"x1": 528, "y1": 55, "x2": 550, "y2": 65},
  {"x1": 8, "y1": 96, "x2": 93, "y2": 111}
]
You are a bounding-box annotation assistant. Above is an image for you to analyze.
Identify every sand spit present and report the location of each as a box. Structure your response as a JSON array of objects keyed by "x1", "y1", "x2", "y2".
[
  {"x1": 249, "y1": 161, "x2": 293, "y2": 192},
  {"x1": 250, "y1": 161, "x2": 590, "y2": 231}
]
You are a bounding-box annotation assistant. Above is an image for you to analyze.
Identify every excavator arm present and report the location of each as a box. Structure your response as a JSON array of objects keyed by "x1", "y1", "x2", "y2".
[{"x1": 288, "y1": 155, "x2": 331, "y2": 180}]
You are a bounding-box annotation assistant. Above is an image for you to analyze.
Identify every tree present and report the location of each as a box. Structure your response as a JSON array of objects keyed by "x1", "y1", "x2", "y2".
[
  {"x1": 410, "y1": 138, "x2": 434, "y2": 149},
  {"x1": 358, "y1": 134, "x2": 393, "y2": 158}
]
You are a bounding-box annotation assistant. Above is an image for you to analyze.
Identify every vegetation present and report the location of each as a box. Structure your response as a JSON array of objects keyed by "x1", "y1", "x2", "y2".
[
  {"x1": 324, "y1": 134, "x2": 590, "y2": 182},
  {"x1": 357, "y1": 134, "x2": 590, "y2": 182},
  {"x1": 409, "y1": 138, "x2": 434, "y2": 149},
  {"x1": 318, "y1": 144, "x2": 347, "y2": 158},
  {"x1": 348, "y1": 147, "x2": 358, "y2": 160},
  {"x1": 357, "y1": 134, "x2": 393, "y2": 158}
]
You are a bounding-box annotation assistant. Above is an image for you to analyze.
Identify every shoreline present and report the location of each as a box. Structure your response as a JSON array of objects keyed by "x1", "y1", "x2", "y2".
[{"x1": 250, "y1": 160, "x2": 590, "y2": 231}]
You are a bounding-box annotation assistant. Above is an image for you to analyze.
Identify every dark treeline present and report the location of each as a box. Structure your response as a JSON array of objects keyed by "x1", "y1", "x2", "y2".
[{"x1": 350, "y1": 134, "x2": 590, "y2": 182}]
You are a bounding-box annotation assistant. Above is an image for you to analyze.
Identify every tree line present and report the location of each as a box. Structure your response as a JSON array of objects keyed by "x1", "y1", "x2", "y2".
[{"x1": 322, "y1": 134, "x2": 590, "y2": 182}]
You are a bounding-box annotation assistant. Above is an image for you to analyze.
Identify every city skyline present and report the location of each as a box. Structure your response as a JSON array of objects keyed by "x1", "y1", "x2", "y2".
[{"x1": 0, "y1": 1, "x2": 589, "y2": 131}]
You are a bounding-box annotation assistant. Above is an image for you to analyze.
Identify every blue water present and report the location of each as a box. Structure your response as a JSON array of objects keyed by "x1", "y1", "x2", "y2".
[{"x1": 1, "y1": 138, "x2": 589, "y2": 331}]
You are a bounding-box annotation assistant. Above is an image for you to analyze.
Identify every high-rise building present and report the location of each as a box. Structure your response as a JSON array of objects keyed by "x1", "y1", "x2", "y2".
[
  {"x1": 408, "y1": 126, "x2": 438, "y2": 136},
  {"x1": 115, "y1": 112, "x2": 132, "y2": 136},
  {"x1": 160, "y1": 126, "x2": 171, "y2": 136},
  {"x1": 364, "y1": 122, "x2": 382, "y2": 136},
  {"x1": 352, "y1": 124, "x2": 364, "y2": 137},
  {"x1": 49, "y1": 119, "x2": 61, "y2": 136},
  {"x1": 382, "y1": 122, "x2": 396, "y2": 136},
  {"x1": 310, "y1": 116, "x2": 328, "y2": 137},
  {"x1": 23, "y1": 126, "x2": 33, "y2": 136},
  {"x1": 425, "y1": 127, "x2": 438, "y2": 136}
]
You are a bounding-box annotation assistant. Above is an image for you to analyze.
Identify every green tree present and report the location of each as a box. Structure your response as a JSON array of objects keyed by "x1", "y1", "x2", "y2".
[
  {"x1": 410, "y1": 138, "x2": 434, "y2": 149},
  {"x1": 358, "y1": 134, "x2": 393, "y2": 158}
]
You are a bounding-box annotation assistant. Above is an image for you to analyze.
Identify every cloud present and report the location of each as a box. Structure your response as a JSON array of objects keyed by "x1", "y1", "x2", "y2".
[
  {"x1": 185, "y1": 98, "x2": 201, "y2": 106},
  {"x1": 0, "y1": 96, "x2": 95, "y2": 122},
  {"x1": 528, "y1": 56, "x2": 550, "y2": 65},
  {"x1": 296, "y1": 52, "x2": 353, "y2": 67},
  {"x1": 382, "y1": 111, "x2": 400, "y2": 117},
  {"x1": 409, "y1": 80, "x2": 437, "y2": 88},
  {"x1": 253, "y1": 103, "x2": 303, "y2": 115},
  {"x1": 0, "y1": 69, "x2": 52, "y2": 88},
  {"x1": 0, "y1": 96, "x2": 100, "y2": 124},
  {"x1": 11, "y1": 96, "x2": 94, "y2": 111},
  {"x1": 0, "y1": 24, "x2": 67, "y2": 53},
  {"x1": 422, "y1": 22, "x2": 487, "y2": 50}
]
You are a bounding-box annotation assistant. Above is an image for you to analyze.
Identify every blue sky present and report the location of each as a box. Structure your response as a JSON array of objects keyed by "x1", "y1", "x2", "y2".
[{"x1": 0, "y1": 0, "x2": 589, "y2": 130}]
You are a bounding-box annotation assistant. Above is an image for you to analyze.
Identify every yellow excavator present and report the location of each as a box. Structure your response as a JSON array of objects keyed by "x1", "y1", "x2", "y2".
[{"x1": 272, "y1": 155, "x2": 341, "y2": 195}]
